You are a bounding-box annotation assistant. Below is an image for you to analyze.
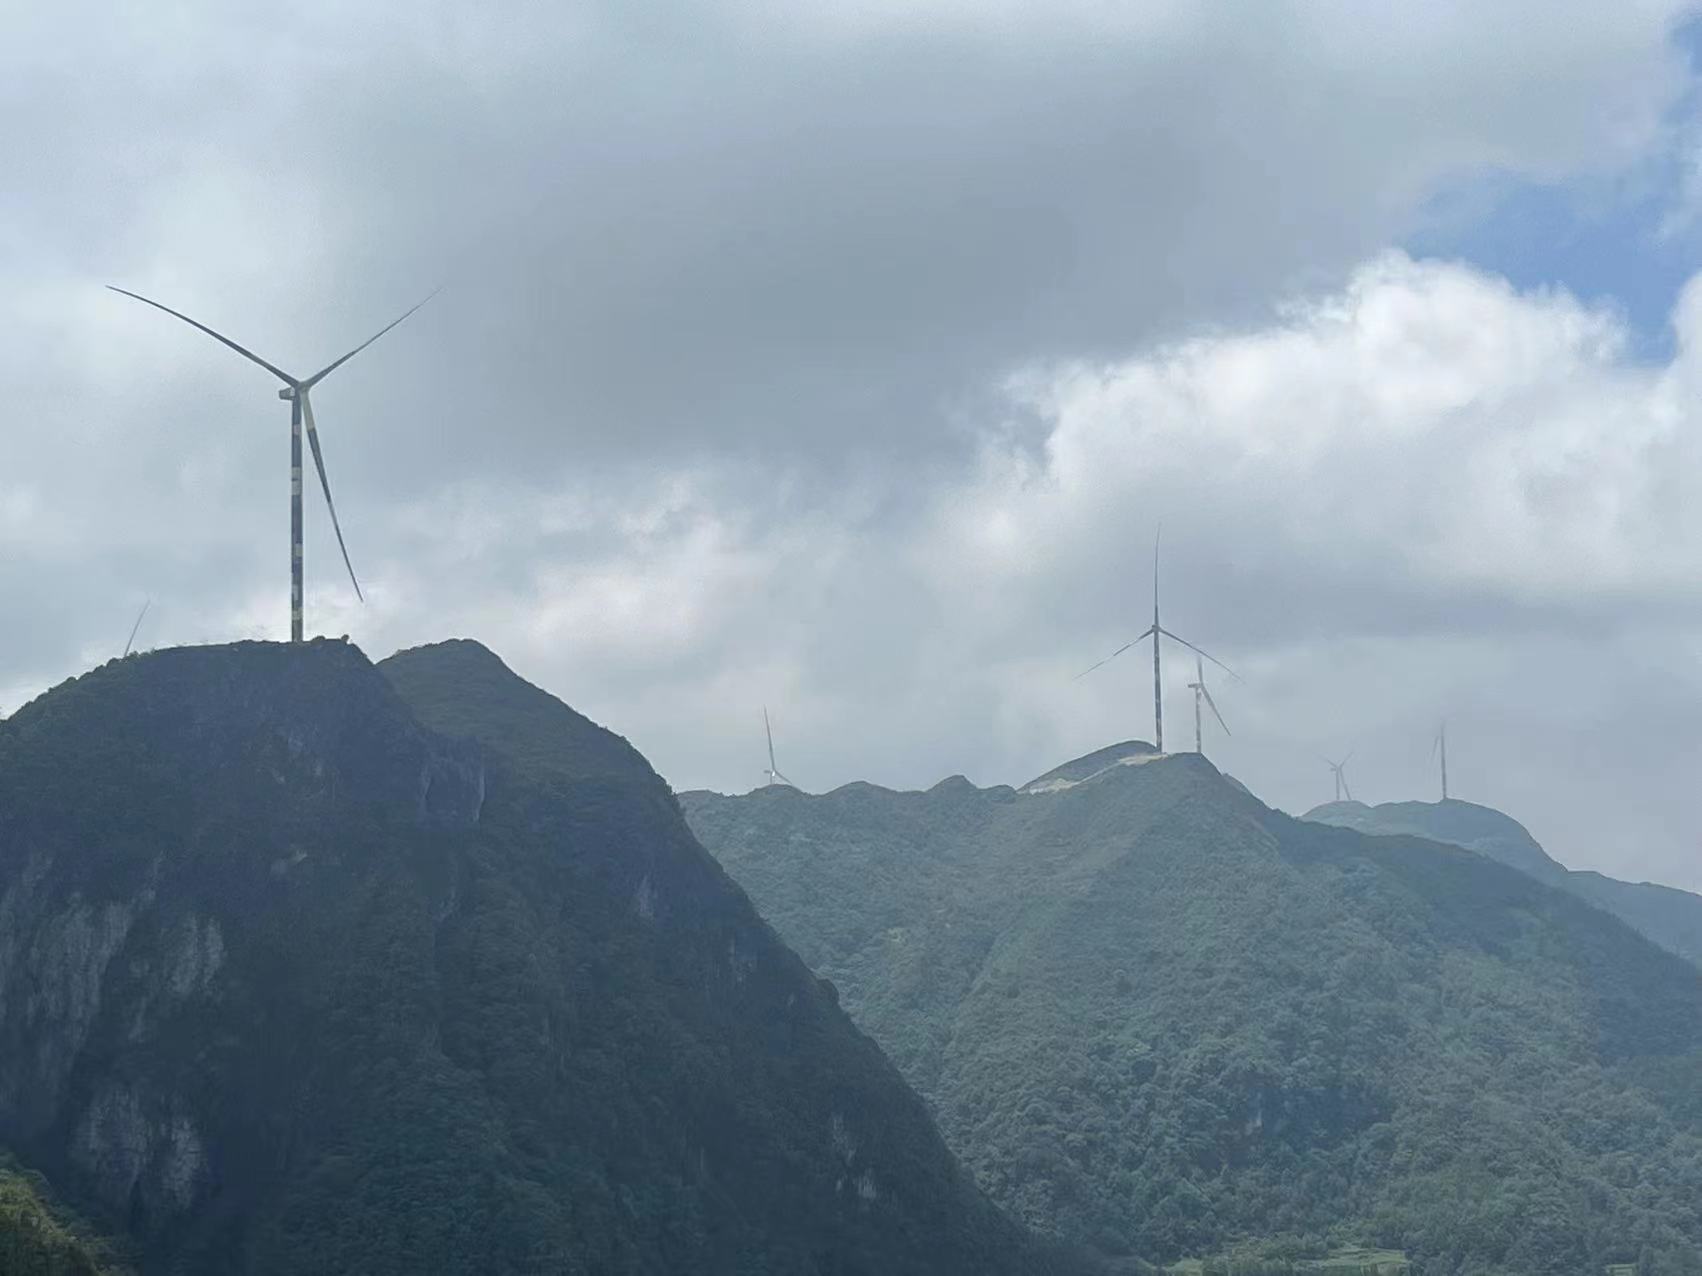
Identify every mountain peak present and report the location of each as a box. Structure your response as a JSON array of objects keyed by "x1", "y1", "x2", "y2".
[
  {"x1": 379, "y1": 639, "x2": 657, "y2": 790},
  {"x1": 928, "y1": 774, "x2": 977, "y2": 795},
  {"x1": 0, "y1": 640, "x2": 1051, "y2": 1274},
  {"x1": 1304, "y1": 795, "x2": 1556, "y2": 879},
  {"x1": 1021, "y1": 739, "x2": 1207, "y2": 793}
]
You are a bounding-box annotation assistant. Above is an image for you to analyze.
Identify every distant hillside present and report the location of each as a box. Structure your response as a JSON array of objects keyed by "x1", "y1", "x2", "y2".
[
  {"x1": 1306, "y1": 798, "x2": 1702, "y2": 967},
  {"x1": 0, "y1": 639, "x2": 1075, "y2": 1275},
  {"x1": 682, "y1": 752, "x2": 1702, "y2": 1274}
]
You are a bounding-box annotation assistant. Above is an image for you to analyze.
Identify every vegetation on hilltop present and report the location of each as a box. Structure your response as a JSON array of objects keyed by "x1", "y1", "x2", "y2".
[{"x1": 682, "y1": 755, "x2": 1702, "y2": 1275}]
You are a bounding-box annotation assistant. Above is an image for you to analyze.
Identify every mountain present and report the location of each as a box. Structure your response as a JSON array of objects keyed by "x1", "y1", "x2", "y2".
[
  {"x1": 1306, "y1": 798, "x2": 1702, "y2": 968},
  {"x1": 681, "y1": 747, "x2": 1702, "y2": 1275},
  {"x1": 0, "y1": 638, "x2": 1074, "y2": 1275}
]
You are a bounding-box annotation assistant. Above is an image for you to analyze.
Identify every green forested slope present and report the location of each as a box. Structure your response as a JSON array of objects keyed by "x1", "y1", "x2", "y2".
[
  {"x1": 682, "y1": 750, "x2": 1702, "y2": 1275},
  {"x1": 0, "y1": 639, "x2": 1071, "y2": 1275},
  {"x1": 0, "y1": 1158, "x2": 119, "y2": 1275},
  {"x1": 1307, "y1": 798, "x2": 1702, "y2": 967}
]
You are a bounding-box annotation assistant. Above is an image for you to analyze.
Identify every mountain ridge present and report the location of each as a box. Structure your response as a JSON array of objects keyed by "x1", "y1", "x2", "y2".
[
  {"x1": 1304, "y1": 796, "x2": 1702, "y2": 967},
  {"x1": 682, "y1": 744, "x2": 1702, "y2": 1273}
]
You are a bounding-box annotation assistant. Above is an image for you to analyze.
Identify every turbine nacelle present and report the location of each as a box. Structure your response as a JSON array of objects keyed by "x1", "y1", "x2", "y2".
[{"x1": 279, "y1": 386, "x2": 299, "y2": 401}]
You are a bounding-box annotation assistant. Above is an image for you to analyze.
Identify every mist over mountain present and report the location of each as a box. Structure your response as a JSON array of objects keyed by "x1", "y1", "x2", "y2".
[
  {"x1": 0, "y1": 639, "x2": 1073, "y2": 1275},
  {"x1": 1306, "y1": 798, "x2": 1702, "y2": 968},
  {"x1": 682, "y1": 746, "x2": 1702, "y2": 1274}
]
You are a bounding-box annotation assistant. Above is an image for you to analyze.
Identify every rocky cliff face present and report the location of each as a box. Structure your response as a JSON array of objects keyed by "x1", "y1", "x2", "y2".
[
  {"x1": 0, "y1": 640, "x2": 1063, "y2": 1275},
  {"x1": 0, "y1": 641, "x2": 482, "y2": 1241}
]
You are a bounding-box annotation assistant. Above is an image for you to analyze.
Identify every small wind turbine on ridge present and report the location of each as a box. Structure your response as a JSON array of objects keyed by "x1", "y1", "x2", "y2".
[
  {"x1": 1324, "y1": 753, "x2": 1353, "y2": 802},
  {"x1": 1075, "y1": 526, "x2": 1238, "y2": 754},
  {"x1": 1432, "y1": 721, "x2": 1449, "y2": 801},
  {"x1": 763, "y1": 707, "x2": 794, "y2": 788},
  {"x1": 108, "y1": 284, "x2": 435, "y2": 643},
  {"x1": 122, "y1": 599, "x2": 151, "y2": 658},
  {"x1": 1186, "y1": 653, "x2": 1230, "y2": 756}
]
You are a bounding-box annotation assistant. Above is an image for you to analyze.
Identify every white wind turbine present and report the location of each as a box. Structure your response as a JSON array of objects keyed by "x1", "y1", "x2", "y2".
[
  {"x1": 1076, "y1": 528, "x2": 1238, "y2": 753},
  {"x1": 108, "y1": 285, "x2": 434, "y2": 642},
  {"x1": 1324, "y1": 753, "x2": 1353, "y2": 803},
  {"x1": 1186, "y1": 653, "x2": 1230, "y2": 756},
  {"x1": 122, "y1": 599, "x2": 151, "y2": 657},
  {"x1": 763, "y1": 707, "x2": 794, "y2": 788}
]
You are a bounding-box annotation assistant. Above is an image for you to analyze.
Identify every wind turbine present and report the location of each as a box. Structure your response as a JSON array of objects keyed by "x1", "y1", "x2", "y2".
[
  {"x1": 1324, "y1": 753, "x2": 1353, "y2": 802},
  {"x1": 122, "y1": 599, "x2": 151, "y2": 658},
  {"x1": 1432, "y1": 722, "x2": 1449, "y2": 801},
  {"x1": 1075, "y1": 528, "x2": 1237, "y2": 753},
  {"x1": 107, "y1": 285, "x2": 434, "y2": 643},
  {"x1": 1186, "y1": 653, "x2": 1229, "y2": 755},
  {"x1": 763, "y1": 707, "x2": 794, "y2": 788}
]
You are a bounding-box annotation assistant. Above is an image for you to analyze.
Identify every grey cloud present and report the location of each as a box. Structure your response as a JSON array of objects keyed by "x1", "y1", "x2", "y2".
[
  {"x1": 4, "y1": 2, "x2": 1702, "y2": 896},
  {"x1": 10, "y1": 1, "x2": 1690, "y2": 474}
]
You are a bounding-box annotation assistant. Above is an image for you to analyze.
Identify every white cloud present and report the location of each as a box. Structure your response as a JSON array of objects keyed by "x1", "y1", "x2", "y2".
[{"x1": 956, "y1": 254, "x2": 1684, "y2": 606}]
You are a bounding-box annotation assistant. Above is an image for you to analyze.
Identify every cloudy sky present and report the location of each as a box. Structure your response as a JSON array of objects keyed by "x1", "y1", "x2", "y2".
[{"x1": 8, "y1": 1, "x2": 1702, "y2": 890}]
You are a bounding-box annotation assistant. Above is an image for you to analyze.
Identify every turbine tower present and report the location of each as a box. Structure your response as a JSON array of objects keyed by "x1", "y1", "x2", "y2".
[
  {"x1": 108, "y1": 286, "x2": 433, "y2": 643},
  {"x1": 1432, "y1": 721, "x2": 1449, "y2": 801},
  {"x1": 1186, "y1": 653, "x2": 1230, "y2": 755},
  {"x1": 1325, "y1": 753, "x2": 1353, "y2": 802},
  {"x1": 1076, "y1": 528, "x2": 1236, "y2": 753},
  {"x1": 763, "y1": 707, "x2": 793, "y2": 788}
]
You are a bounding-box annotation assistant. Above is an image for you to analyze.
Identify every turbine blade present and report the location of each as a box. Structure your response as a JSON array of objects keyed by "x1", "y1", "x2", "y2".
[
  {"x1": 1153, "y1": 523, "x2": 1162, "y2": 619},
  {"x1": 1156, "y1": 627, "x2": 1242, "y2": 682},
  {"x1": 107, "y1": 286, "x2": 297, "y2": 386},
  {"x1": 301, "y1": 289, "x2": 439, "y2": 389},
  {"x1": 1073, "y1": 627, "x2": 1156, "y2": 680},
  {"x1": 1342, "y1": 776, "x2": 1353, "y2": 801},
  {"x1": 765, "y1": 707, "x2": 777, "y2": 769},
  {"x1": 1074, "y1": 643, "x2": 1132, "y2": 680},
  {"x1": 299, "y1": 392, "x2": 363, "y2": 601},
  {"x1": 123, "y1": 599, "x2": 151, "y2": 658},
  {"x1": 1201, "y1": 685, "x2": 1230, "y2": 736}
]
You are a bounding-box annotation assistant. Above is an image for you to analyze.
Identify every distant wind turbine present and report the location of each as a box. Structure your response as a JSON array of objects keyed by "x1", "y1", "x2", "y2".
[
  {"x1": 1186, "y1": 653, "x2": 1229, "y2": 756},
  {"x1": 122, "y1": 599, "x2": 151, "y2": 658},
  {"x1": 1432, "y1": 721, "x2": 1449, "y2": 800},
  {"x1": 1075, "y1": 527, "x2": 1238, "y2": 753},
  {"x1": 1324, "y1": 753, "x2": 1353, "y2": 803},
  {"x1": 107, "y1": 285, "x2": 435, "y2": 642},
  {"x1": 763, "y1": 707, "x2": 794, "y2": 788}
]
